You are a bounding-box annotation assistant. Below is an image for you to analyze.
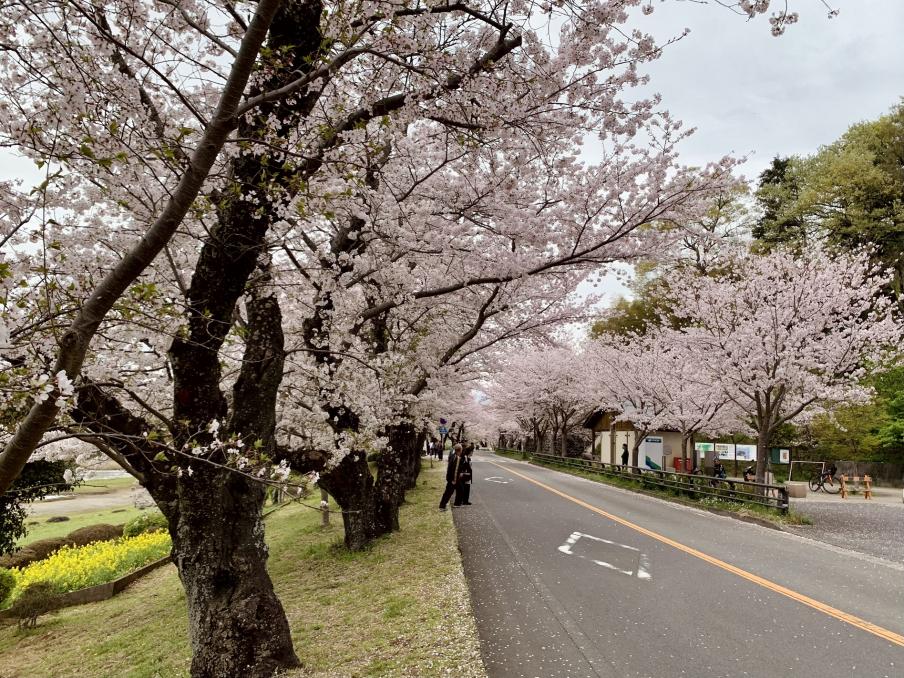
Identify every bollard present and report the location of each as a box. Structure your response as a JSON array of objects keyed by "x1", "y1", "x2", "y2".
[{"x1": 320, "y1": 488, "x2": 330, "y2": 527}]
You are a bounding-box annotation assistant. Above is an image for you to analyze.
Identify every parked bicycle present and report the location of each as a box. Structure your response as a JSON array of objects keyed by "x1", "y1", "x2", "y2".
[{"x1": 808, "y1": 468, "x2": 841, "y2": 494}]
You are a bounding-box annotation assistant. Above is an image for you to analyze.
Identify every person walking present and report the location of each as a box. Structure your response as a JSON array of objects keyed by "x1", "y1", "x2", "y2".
[
  {"x1": 621, "y1": 443, "x2": 629, "y2": 468},
  {"x1": 439, "y1": 444, "x2": 463, "y2": 511},
  {"x1": 455, "y1": 445, "x2": 474, "y2": 506}
]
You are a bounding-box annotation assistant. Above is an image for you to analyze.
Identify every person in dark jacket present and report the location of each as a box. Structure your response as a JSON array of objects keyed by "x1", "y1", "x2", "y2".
[
  {"x1": 621, "y1": 443, "x2": 630, "y2": 468},
  {"x1": 455, "y1": 445, "x2": 474, "y2": 506},
  {"x1": 439, "y1": 444, "x2": 463, "y2": 511}
]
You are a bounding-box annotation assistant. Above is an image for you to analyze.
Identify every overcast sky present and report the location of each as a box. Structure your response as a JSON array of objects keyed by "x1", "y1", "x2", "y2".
[
  {"x1": 581, "y1": 0, "x2": 904, "y2": 307},
  {"x1": 633, "y1": 0, "x2": 904, "y2": 178}
]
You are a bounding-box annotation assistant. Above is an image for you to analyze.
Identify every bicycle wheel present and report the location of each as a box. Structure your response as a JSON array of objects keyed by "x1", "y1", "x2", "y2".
[
  {"x1": 808, "y1": 476, "x2": 821, "y2": 492},
  {"x1": 823, "y1": 477, "x2": 841, "y2": 494}
]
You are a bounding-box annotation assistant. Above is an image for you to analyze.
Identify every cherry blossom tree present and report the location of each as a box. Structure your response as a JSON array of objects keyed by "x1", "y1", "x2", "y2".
[
  {"x1": 584, "y1": 335, "x2": 677, "y2": 466},
  {"x1": 669, "y1": 247, "x2": 901, "y2": 483},
  {"x1": 486, "y1": 347, "x2": 591, "y2": 456},
  {"x1": 638, "y1": 330, "x2": 741, "y2": 470}
]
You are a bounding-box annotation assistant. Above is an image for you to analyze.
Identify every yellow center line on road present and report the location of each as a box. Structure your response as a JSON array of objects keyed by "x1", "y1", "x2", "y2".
[{"x1": 488, "y1": 459, "x2": 904, "y2": 649}]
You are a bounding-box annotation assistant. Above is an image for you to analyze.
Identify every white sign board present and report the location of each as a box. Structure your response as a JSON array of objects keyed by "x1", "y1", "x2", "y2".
[
  {"x1": 641, "y1": 436, "x2": 663, "y2": 470},
  {"x1": 698, "y1": 443, "x2": 757, "y2": 461}
]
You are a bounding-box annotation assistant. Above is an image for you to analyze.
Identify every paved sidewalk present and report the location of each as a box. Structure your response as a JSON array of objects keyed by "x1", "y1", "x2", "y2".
[
  {"x1": 790, "y1": 483, "x2": 903, "y2": 505},
  {"x1": 785, "y1": 500, "x2": 904, "y2": 563}
]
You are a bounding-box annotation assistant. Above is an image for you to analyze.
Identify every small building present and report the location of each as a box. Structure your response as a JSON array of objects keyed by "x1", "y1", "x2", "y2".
[{"x1": 581, "y1": 410, "x2": 685, "y2": 471}]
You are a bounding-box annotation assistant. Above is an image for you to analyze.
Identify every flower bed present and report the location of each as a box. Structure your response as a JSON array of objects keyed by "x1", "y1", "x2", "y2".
[{"x1": 7, "y1": 532, "x2": 171, "y2": 603}]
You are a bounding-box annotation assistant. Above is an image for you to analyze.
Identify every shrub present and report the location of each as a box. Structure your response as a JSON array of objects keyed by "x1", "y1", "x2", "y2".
[
  {"x1": 45, "y1": 516, "x2": 70, "y2": 523},
  {"x1": 9, "y1": 532, "x2": 171, "y2": 598},
  {"x1": 67, "y1": 524, "x2": 123, "y2": 543},
  {"x1": 123, "y1": 512, "x2": 168, "y2": 538},
  {"x1": 0, "y1": 567, "x2": 15, "y2": 606},
  {"x1": 0, "y1": 538, "x2": 67, "y2": 569},
  {"x1": 10, "y1": 582, "x2": 57, "y2": 629},
  {"x1": 0, "y1": 524, "x2": 126, "y2": 569}
]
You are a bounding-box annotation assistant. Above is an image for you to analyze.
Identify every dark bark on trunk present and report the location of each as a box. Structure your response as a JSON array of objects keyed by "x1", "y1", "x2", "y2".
[
  {"x1": 72, "y1": 384, "x2": 299, "y2": 676},
  {"x1": 756, "y1": 433, "x2": 769, "y2": 486},
  {"x1": 318, "y1": 452, "x2": 383, "y2": 550},
  {"x1": 404, "y1": 430, "x2": 425, "y2": 491},
  {"x1": 157, "y1": 469, "x2": 298, "y2": 678},
  {"x1": 375, "y1": 425, "x2": 411, "y2": 533},
  {"x1": 632, "y1": 433, "x2": 645, "y2": 470},
  {"x1": 371, "y1": 424, "x2": 425, "y2": 534}
]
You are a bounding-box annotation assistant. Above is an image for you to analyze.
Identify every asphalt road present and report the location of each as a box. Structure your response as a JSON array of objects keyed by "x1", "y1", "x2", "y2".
[{"x1": 454, "y1": 452, "x2": 904, "y2": 678}]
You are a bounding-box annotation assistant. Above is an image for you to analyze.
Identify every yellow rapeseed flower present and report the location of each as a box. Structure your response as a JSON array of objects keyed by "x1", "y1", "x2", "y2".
[{"x1": 9, "y1": 532, "x2": 171, "y2": 601}]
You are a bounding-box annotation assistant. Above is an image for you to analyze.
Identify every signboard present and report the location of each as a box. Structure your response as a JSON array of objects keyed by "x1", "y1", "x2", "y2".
[
  {"x1": 770, "y1": 447, "x2": 790, "y2": 464},
  {"x1": 438, "y1": 426, "x2": 448, "y2": 435},
  {"x1": 641, "y1": 436, "x2": 663, "y2": 469},
  {"x1": 697, "y1": 442, "x2": 757, "y2": 461}
]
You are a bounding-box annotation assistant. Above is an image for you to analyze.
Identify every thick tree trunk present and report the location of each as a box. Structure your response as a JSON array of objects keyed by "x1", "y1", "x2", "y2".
[
  {"x1": 756, "y1": 433, "x2": 769, "y2": 486},
  {"x1": 405, "y1": 435, "x2": 422, "y2": 491},
  {"x1": 374, "y1": 424, "x2": 420, "y2": 534},
  {"x1": 680, "y1": 433, "x2": 690, "y2": 473},
  {"x1": 632, "y1": 431, "x2": 645, "y2": 470},
  {"x1": 319, "y1": 452, "x2": 383, "y2": 550},
  {"x1": 159, "y1": 471, "x2": 299, "y2": 678},
  {"x1": 560, "y1": 420, "x2": 569, "y2": 457}
]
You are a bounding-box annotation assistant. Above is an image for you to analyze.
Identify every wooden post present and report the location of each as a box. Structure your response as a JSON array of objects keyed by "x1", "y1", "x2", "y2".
[
  {"x1": 320, "y1": 488, "x2": 330, "y2": 527},
  {"x1": 840, "y1": 475, "x2": 848, "y2": 499},
  {"x1": 864, "y1": 475, "x2": 872, "y2": 500}
]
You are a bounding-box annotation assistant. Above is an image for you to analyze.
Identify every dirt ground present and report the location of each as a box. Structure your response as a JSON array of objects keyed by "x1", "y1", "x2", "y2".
[{"x1": 29, "y1": 484, "x2": 138, "y2": 516}]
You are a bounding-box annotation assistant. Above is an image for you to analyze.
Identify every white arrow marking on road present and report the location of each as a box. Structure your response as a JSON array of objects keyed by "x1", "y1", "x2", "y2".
[
  {"x1": 485, "y1": 476, "x2": 511, "y2": 484},
  {"x1": 557, "y1": 531, "x2": 651, "y2": 580}
]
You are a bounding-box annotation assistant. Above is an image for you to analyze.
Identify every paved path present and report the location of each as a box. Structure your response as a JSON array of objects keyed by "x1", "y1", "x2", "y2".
[
  {"x1": 28, "y1": 485, "x2": 137, "y2": 516},
  {"x1": 786, "y1": 501, "x2": 904, "y2": 563},
  {"x1": 792, "y1": 484, "x2": 903, "y2": 505},
  {"x1": 454, "y1": 452, "x2": 904, "y2": 678}
]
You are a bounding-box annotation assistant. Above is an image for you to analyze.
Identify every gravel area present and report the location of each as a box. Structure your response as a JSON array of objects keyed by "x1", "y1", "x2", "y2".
[{"x1": 784, "y1": 501, "x2": 904, "y2": 563}]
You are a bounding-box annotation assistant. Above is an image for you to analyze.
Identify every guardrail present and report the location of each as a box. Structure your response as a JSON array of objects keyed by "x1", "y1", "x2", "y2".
[{"x1": 500, "y1": 450, "x2": 788, "y2": 514}]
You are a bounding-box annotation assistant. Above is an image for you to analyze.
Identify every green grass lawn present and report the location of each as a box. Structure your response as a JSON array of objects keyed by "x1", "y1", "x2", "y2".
[
  {"x1": 0, "y1": 463, "x2": 485, "y2": 678},
  {"x1": 20, "y1": 506, "x2": 147, "y2": 546},
  {"x1": 73, "y1": 477, "x2": 138, "y2": 494}
]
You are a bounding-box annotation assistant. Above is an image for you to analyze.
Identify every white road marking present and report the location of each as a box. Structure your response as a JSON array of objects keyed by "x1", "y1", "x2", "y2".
[
  {"x1": 557, "y1": 531, "x2": 652, "y2": 581},
  {"x1": 485, "y1": 476, "x2": 511, "y2": 484}
]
